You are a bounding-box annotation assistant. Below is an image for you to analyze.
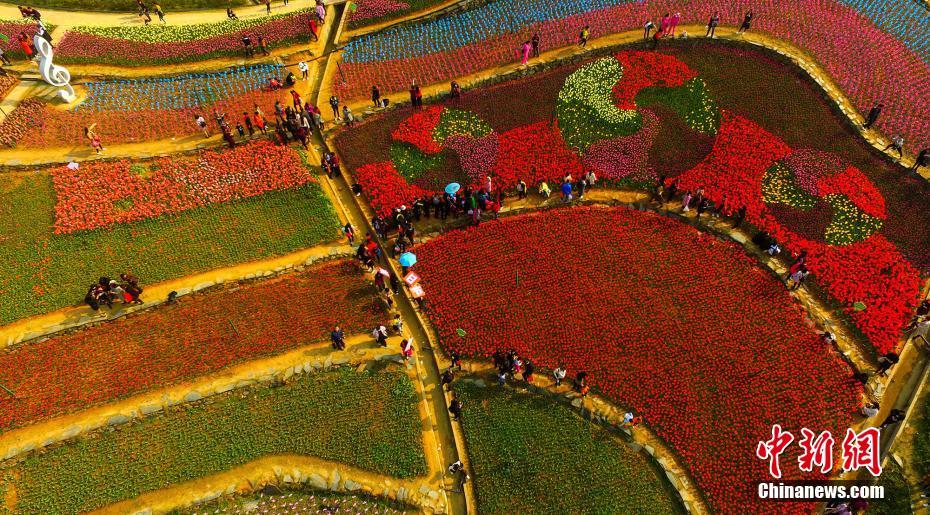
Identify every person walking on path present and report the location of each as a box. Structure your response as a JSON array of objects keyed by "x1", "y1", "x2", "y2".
[
  {"x1": 519, "y1": 40, "x2": 531, "y2": 66},
  {"x1": 373, "y1": 324, "x2": 389, "y2": 347},
  {"x1": 883, "y1": 135, "x2": 904, "y2": 157},
  {"x1": 669, "y1": 12, "x2": 681, "y2": 37},
  {"x1": 538, "y1": 180, "x2": 551, "y2": 198},
  {"x1": 253, "y1": 111, "x2": 267, "y2": 134},
  {"x1": 342, "y1": 105, "x2": 355, "y2": 127},
  {"x1": 659, "y1": 13, "x2": 671, "y2": 36},
  {"x1": 153, "y1": 2, "x2": 165, "y2": 23},
  {"x1": 307, "y1": 17, "x2": 319, "y2": 41},
  {"x1": 644, "y1": 19, "x2": 655, "y2": 39},
  {"x1": 449, "y1": 350, "x2": 462, "y2": 371},
  {"x1": 391, "y1": 313, "x2": 403, "y2": 333},
  {"x1": 441, "y1": 369, "x2": 455, "y2": 390},
  {"x1": 913, "y1": 148, "x2": 930, "y2": 173},
  {"x1": 523, "y1": 360, "x2": 535, "y2": 382},
  {"x1": 876, "y1": 352, "x2": 899, "y2": 376},
  {"x1": 243, "y1": 112, "x2": 255, "y2": 136},
  {"x1": 706, "y1": 12, "x2": 719, "y2": 38},
  {"x1": 297, "y1": 60, "x2": 309, "y2": 80},
  {"x1": 290, "y1": 89, "x2": 302, "y2": 112},
  {"x1": 343, "y1": 222, "x2": 355, "y2": 244},
  {"x1": 195, "y1": 114, "x2": 209, "y2": 137},
  {"x1": 265, "y1": 0, "x2": 271, "y2": 15},
  {"x1": 227, "y1": 7, "x2": 238, "y2": 20},
  {"x1": 449, "y1": 396, "x2": 463, "y2": 420},
  {"x1": 331, "y1": 326, "x2": 346, "y2": 350},
  {"x1": 531, "y1": 32, "x2": 540, "y2": 57},
  {"x1": 409, "y1": 83, "x2": 423, "y2": 108},
  {"x1": 258, "y1": 35, "x2": 270, "y2": 56},
  {"x1": 864, "y1": 104, "x2": 883, "y2": 129},
  {"x1": 371, "y1": 85, "x2": 381, "y2": 107},
  {"x1": 242, "y1": 34, "x2": 253, "y2": 58},
  {"x1": 329, "y1": 95, "x2": 340, "y2": 120},
  {"x1": 561, "y1": 180, "x2": 573, "y2": 203},
  {"x1": 879, "y1": 408, "x2": 905, "y2": 430},
  {"x1": 737, "y1": 10, "x2": 754, "y2": 34},
  {"x1": 553, "y1": 365, "x2": 567, "y2": 386},
  {"x1": 578, "y1": 25, "x2": 590, "y2": 48},
  {"x1": 316, "y1": 3, "x2": 326, "y2": 24},
  {"x1": 400, "y1": 338, "x2": 414, "y2": 362},
  {"x1": 516, "y1": 179, "x2": 527, "y2": 200}
]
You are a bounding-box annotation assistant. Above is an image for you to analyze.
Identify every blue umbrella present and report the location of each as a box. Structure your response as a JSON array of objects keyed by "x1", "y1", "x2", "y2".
[
  {"x1": 398, "y1": 252, "x2": 417, "y2": 267},
  {"x1": 445, "y1": 182, "x2": 461, "y2": 195}
]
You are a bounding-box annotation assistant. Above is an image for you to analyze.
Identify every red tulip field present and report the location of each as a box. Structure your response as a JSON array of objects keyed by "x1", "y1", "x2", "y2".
[
  {"x1": 336, "y1": 43, "x2": 928, "y2": 355},
  {"x1": 414, "y1": 206, "x2": 862, "y2": 512}
]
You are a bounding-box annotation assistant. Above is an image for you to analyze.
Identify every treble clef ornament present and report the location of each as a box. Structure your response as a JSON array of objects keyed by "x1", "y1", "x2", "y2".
[{"x1": 33, "y1": 22, "x2": 75, "y2": 103}]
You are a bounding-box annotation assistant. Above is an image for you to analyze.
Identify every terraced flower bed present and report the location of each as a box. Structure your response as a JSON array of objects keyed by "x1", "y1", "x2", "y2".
[
  {"x1": 0, "y1": 66, "x2": 292, "y2": 148},
  {"x1": 454, "y1": 381, "x2": 679, "y2": 513},
  {"x1": 0, "y1": 143, "x2": 340, "y2": 324},
  {"x1": 0, "y1": 368, "x2": 426, "y2": 514},
  {"x1": 0, "y1": 20, "x2": 43, "y2": 60},
  {"x1": 336, "y1": 43, "x2": 927, "y2": 354},
  {"x1": 56, "y1": 10, "x2": 316, "y2": 66},
  {"x1": 77, "y1": 64, "x2": 281, "y2": 112},
  {"x1": 337, "y1": 0, "x2": 930, "y2": 148},
  {"x1": 0, "y1": 259, "x2": 383, "y2": 430},
  {"x1": 347, "y1": 0, "x2": 448, "y2": 30},
  {"x1": 51, "y1": 141, "x2": 314, "y2": 233},
  {"x1": 415, "y1": 207, "x2": 861, "y2": 513}
]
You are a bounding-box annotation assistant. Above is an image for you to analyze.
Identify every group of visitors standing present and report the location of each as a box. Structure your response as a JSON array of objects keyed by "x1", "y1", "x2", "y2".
[
  {"x1": 84, "y1": 273, "x2": 143, "y2": 311},
  {"x1": 642, "y1": 10, "x2": 754, "y2": 47}
]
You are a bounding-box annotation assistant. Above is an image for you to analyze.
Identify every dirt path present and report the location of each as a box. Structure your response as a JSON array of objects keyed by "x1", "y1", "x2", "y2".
[{"x1": 0, "y1": 0, "x2": 307, "y2": 27}]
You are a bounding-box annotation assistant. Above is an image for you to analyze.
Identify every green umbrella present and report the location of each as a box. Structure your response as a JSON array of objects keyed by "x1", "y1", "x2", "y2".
[
  {"x1": 347, "y1": 2, "x2": 357, "y2": 12},
  {"x1": 456, "y1": 328, "x2": 467, "y2": 337},
  {"x1": 0, "y1": 34, "x2": 9, "y2": 43},
  {"x1": 853, "y1": 302, "x2": 867, "y2": 311}
]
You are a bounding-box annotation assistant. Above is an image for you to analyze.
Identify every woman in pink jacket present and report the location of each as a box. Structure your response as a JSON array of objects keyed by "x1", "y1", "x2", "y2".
[{"x1": 669, "y1": 12, "x2": 681, "y2": 36}]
